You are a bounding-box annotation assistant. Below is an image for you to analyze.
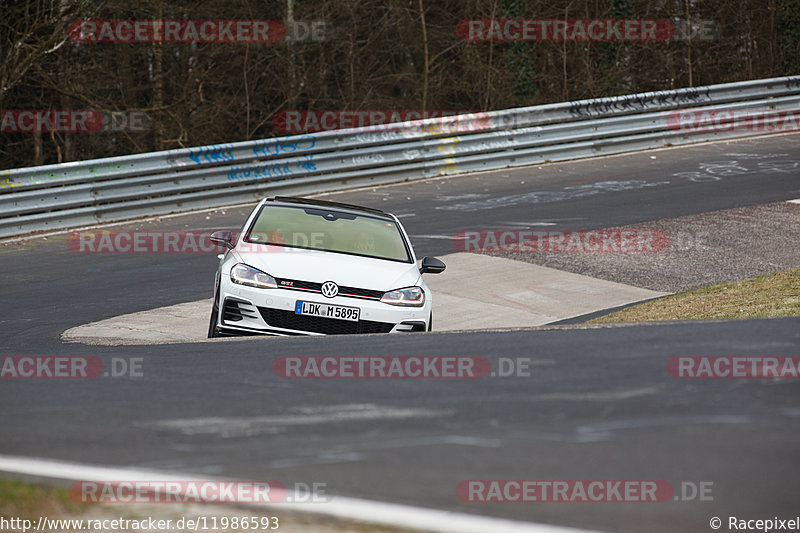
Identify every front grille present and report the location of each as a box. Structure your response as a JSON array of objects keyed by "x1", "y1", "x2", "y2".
[
  {"x1": 338, "y1": 286, "x2": 384, "y2": 299},
  {"x1": 274, "y1": 277, "x2": 383, "y2": 301},
  {"x1": 258, "y1": 307, "x2": 395, "y2": 335},
  {"x1": 222, "y1": 298, "x2": 258, "y2": 322}
]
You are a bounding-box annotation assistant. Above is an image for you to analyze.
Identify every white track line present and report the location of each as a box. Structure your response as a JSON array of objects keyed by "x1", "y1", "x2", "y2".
[
  {"x1": 787, "y1": 199, "x2": 800, "y2": 204},
  {"x1": 0, "y1": 454, "x2": 602, "y2": 533}
]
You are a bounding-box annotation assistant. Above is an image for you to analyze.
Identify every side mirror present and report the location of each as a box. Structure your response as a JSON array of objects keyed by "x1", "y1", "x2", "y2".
[
  {"x1": 419, "y1": 256, "x2": 446, "y2": 274},
  {"x1": 209, "y1": 230, "x2": 234, "y2": 250}
]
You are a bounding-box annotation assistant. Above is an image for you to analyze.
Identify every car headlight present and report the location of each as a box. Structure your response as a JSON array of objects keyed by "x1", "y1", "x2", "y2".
[
  {"x1": 380, "y1": 286, "x2": 424, "y2": 307},
  {"x1": 230, "y1": 263, "x2": 277, "y2": 289}
]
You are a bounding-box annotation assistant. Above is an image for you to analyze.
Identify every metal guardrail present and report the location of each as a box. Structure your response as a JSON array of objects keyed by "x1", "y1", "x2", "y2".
[{"x1": 2, "y1": 75, "x2": 799, "y2": 238}]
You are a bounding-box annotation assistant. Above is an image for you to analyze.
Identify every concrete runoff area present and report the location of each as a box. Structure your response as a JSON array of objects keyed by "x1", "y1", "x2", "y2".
[{"x1": 62, "y1": 252, "x2": 665, "y2": 345}]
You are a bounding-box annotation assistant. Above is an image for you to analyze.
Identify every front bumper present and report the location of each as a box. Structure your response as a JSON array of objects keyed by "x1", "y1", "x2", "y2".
[{"x1": 217, "y1": 281, "x2": 430, "y2": 336}]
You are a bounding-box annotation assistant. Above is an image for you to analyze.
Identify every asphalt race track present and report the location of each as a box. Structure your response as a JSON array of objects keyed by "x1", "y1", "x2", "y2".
[{"x1": 1, "y1": 134, "x2": 799, "y2": 532}]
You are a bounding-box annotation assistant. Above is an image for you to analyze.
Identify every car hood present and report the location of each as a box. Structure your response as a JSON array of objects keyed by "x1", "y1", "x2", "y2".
[{"x1": 233, "y1": 245, "x2": 421, "y2": 291}]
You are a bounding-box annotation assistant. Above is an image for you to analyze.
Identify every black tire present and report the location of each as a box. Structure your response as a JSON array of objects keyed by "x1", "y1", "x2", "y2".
[
  {"x1": 427, "y1": 313, "x2": 433, "y2": 332},
  {"x1": 208, "y1": 285, "x2": 221, "y2": 338}
]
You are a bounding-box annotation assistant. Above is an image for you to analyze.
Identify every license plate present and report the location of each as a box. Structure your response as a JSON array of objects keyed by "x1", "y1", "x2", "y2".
[{"x1": 295, "y1": 301, "x2": 360, "y2": 322}]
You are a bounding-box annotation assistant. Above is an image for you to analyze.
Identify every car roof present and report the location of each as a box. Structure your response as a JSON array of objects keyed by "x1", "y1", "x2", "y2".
[{"x1": 266, "y1": 196, "x2": 395, "y2": 219}]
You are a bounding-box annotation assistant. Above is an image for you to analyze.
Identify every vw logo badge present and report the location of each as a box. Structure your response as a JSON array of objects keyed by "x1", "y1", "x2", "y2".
[{"x1": 321, "y1": 281, "x2": 339, "y2": 298}]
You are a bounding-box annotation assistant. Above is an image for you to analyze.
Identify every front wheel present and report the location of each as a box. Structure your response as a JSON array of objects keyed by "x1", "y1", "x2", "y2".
[
  {"x1": 427, "y1": 313, "x2": 433, "y2": 332},
  {"x1": 208, "y1": 285, "x2": 221, "y2": 338}
]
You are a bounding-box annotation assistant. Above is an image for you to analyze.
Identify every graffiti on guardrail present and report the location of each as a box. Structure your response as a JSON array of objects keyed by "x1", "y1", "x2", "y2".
[
  {"x1": 252, "y1": 135, "x2": 316, "y2": 158},
  {"x1": 402, "y1": 149, "x2": 421, "y2": 161},
  {"x1": 226, "y1": 154, "x2": 316, "y2": 182},
  {"x1": 1, "y1": 161, "x2": 128, "y2": 189},
  {"x1": 332, "y1": 130, "x2": 401, "y2": 146},
  {"x1": 227, "y1": 162, "x2": 292, "y2": 181},
  {"x1": 87, "y1": 162, "x2": 122, "y2": 177},
  {"x1": 0, "y1": 171, "x2": 17, "y2": 189},
  {"x1": 187, "y1": 143, "x2": 235, "y2": 165},
  {"x1": 568, "y1": 89, "x2": 711, "y2": 118},
  {"x1": 475, "y1": 138, "x2": 518, "y2": 152},
  {"x1": 352, "y1": 154, "x2": 385, "y2": 165}
]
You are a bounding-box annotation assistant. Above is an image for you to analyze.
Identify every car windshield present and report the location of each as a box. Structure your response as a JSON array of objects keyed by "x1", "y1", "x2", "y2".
[{"x1": 244, "y1": 203, "x2": 412, "y2": 263}]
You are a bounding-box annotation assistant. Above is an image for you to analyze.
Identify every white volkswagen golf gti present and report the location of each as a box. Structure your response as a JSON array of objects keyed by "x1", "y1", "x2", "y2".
[{"x1": 207, "y1": 196, "x2": 446, "y2": 337}]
